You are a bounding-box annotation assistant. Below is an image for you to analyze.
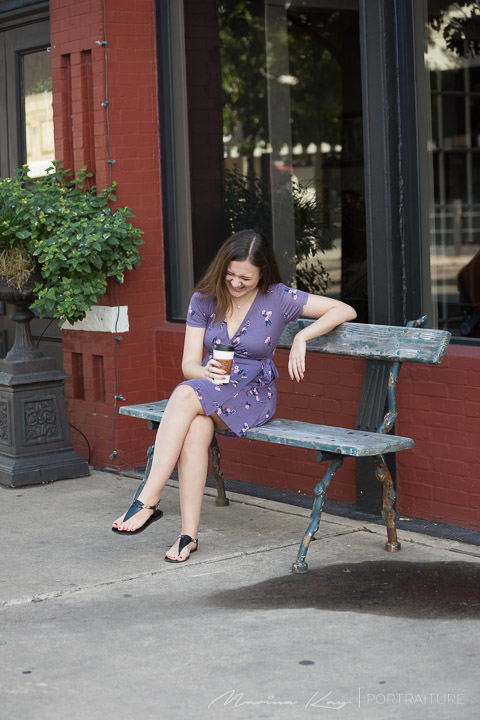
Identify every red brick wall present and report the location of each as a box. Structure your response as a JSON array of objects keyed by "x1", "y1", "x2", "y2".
[
  {"x1": 396, "y1": 344, "x2": 480, "y2": 531},
  {"x1": 50, "y1": 0, "x2": 164, "y2": 468}
]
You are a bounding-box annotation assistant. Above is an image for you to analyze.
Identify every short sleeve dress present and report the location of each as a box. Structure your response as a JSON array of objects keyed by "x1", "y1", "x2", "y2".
[{"x1": 181, "y1": 282, "x2": 309, "y2": 437}]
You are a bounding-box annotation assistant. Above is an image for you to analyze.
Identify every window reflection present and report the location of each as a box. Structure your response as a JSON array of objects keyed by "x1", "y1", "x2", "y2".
[
  {"x1": 427, "y1": 1, "x2": 480, "y2": 337},
  {"x1": 23, "y1": 50, "x2": 54, "y2": 177},
  {"x1": 219, "y1": 0, "x2": 367, "y2": 320},
  {"x1": 442, "y1": 95, "x2": 466, "y2": 147}
]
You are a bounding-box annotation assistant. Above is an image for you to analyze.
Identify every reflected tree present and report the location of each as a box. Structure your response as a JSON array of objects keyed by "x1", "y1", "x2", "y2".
[
  {"x1": 219, "y1": 1, "x2": 352, "y2": 292},
  {"x1": 219, "y1": 0, "x2": 268, "y2": 185},
  {"x1": 430, "y1": 1, "x2": 480, "y2": 58},
  {"x1": 225, "y1": 168, "x2": 334, "y2": 293}
]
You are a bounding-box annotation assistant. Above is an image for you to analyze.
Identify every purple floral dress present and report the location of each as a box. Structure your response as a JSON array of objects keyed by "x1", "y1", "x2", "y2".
[{"x1": 181, "y1": 283, "x2": 309, "y2": 437}]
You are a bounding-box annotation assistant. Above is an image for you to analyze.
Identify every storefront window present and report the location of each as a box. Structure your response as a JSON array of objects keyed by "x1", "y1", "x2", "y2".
[
  {"x1": 426, "y1": 1, "x2": 480, "y2": 338},
  {"x1": 161, "y1": 0, "x2": 367, "y2": 320},
  {"x1": 218, "y1": 0, "x2": 367, "y2": 319}
]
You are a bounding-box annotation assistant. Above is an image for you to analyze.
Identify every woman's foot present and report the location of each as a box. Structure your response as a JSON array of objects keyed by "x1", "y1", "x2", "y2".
[
  {"x1": 165, "y1": 534, "x2": 198, "y2": 563},
  {"x1": 112, "y1": 497, "x2": 162, "y2": 534}
]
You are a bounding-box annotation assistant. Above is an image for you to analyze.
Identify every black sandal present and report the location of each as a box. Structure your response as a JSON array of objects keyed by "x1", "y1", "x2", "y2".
[
  {"x1": 112, "y1": 498, "x2": 163, "y2": 534},
  {"x1": 165, "y1": 534, "x2": 198, "y2": 563}
]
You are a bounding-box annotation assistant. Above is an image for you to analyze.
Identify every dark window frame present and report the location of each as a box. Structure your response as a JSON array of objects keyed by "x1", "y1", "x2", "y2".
[
  {"x1": 155, "y1": 0, "x2": 179, "y2": 322},
  {"x1": 0, "y1": 1, "x2": 49, "y2": 31}
]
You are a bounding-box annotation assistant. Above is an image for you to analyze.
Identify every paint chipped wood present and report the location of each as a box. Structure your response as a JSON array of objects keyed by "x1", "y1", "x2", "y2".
[{"x1": 278, "y1": 321, "x2": 451, "y2": 364}]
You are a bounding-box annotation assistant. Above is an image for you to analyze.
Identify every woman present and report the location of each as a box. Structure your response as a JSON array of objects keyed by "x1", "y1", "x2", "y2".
[{"x1": 112, "y1": 229, "x2": 356, "y2": 562}]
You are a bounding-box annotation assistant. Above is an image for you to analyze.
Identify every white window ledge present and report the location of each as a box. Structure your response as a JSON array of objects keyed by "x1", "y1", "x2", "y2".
[{"x1": 61, "y1": 306, "x2": 129, "y2": 333}]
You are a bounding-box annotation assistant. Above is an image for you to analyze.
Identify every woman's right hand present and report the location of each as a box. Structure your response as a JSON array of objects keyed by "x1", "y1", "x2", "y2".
[
  {"x1": 204, "y1": 358, "x2": 225, "y2": 384},
  {"x1": 181, "y1": 326, "x2": 226, "y2": 383}
]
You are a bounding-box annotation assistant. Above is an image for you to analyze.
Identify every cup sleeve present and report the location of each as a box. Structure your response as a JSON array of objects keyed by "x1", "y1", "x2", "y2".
[{"x1": 186, "y1": 292, "x2": 211, "y2": 328}]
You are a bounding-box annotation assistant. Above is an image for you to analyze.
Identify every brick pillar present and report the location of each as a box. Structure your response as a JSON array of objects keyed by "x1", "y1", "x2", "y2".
[{"x1": 50, "y1": 0, "x2": 164, "y2": 468}]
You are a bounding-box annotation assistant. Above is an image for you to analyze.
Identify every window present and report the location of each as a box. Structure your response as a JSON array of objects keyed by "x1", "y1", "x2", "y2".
[
  {"x1": 22, "y1": 48, "x2": 55, "y2": 177},
  {"x1": 160, "y1": 0, "x2": 367, "y2": 321},
  {"x1": 426, "y1": 1, "x2": 480, "y2": 338}
]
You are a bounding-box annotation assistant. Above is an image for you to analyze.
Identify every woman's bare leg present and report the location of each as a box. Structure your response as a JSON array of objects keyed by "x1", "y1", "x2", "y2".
[
  {"x1": 165, "y1": 415, "x2": 215, "y2": 561},
  {"x1": 113, "y1": 385, "x2": 207, "y2": 532}
]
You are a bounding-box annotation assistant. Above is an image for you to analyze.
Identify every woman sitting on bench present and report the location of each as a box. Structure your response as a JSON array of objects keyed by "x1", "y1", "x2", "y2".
[{"x1": 112, "y1": 229, "x2": 356, "y2": 562}]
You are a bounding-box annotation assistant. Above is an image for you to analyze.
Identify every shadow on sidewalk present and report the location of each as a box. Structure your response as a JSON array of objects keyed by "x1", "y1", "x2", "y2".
[{"x1": 208, "y1": 561, "x2": 480, "y2": 619}]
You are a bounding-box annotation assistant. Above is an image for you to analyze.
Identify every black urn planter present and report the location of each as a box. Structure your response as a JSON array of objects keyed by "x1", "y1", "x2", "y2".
[
  {"x1": 0, "y1": 275, "x2": 89, "y2": 487},
  {"x1": 0, "y1": 272, "x2": 43, "y2": 364}
]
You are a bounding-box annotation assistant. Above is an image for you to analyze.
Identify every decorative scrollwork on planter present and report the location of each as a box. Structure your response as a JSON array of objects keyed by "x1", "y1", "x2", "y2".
[{"x1": 24, "y1": 398, "x2": 61, "y2": 444}]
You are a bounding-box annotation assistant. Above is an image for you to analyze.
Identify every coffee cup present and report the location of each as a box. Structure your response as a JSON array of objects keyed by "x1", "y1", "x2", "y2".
[{"x1": 212, "y1": 343, "x2": 235, "y2": 384}]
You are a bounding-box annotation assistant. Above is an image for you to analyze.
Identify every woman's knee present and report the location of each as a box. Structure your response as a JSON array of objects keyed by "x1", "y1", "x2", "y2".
[{"x1": 170, "y1": 383, "x2": 201, "y2": 408}]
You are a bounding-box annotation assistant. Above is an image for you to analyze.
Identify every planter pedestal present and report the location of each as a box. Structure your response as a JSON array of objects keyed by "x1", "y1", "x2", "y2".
[{"x1": 0, "y1": 295, "x2": 89, "y2": 487}]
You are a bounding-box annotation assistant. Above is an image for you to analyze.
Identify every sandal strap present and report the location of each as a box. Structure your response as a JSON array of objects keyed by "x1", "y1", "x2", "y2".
[
  {"x1": 142, "y1": 501, "x2": 159, "y2": 511},
  {"x1": 123, "y1": 498, "x2": 159, "y2": 523},
  {"x1": 177, "y1": 534, "x2": 198, "y2": 555}
]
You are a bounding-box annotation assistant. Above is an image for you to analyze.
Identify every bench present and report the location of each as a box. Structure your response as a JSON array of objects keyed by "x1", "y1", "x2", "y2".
[{"x1": 119, "y1": 317, "x2": 451, "y2": 573}]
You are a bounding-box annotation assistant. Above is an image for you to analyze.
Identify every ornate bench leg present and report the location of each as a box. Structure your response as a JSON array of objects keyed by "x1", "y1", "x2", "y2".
[
  {"x1": 210, "y1": 435, "x2": 229, "y2": 507},
  {"x1": 293, "y1": 453, "x2": 344, "y2": 574},
  {"x1": 375, "y1": 454, "x2": 401, "y2": 552},
  {"x1": 132, "y1": 443, "x2": 155, "y2": 503}
]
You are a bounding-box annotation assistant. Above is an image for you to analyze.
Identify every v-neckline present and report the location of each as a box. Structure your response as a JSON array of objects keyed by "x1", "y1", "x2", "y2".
[{"x1": 225, "y1": 288, "x2": 260, "y2": 342}]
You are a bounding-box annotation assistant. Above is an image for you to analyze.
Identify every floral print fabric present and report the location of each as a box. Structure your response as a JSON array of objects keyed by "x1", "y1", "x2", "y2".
[{"x1": 181, "y1": 283, "x2": 309, "y2": 437}]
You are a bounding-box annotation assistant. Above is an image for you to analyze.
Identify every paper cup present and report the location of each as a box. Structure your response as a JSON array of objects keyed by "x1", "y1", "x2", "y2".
[{"x1": 212, "y1": 343, "x2": 235, "y2": 384}]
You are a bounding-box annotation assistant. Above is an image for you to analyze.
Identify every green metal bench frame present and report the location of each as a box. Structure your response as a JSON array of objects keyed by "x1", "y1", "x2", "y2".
[{"x1": 120, "y1": 317, "x2": 451, "y2": 573}]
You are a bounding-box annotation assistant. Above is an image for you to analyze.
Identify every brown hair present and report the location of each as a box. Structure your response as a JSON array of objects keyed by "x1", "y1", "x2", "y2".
[{"x1": 194, "y1": 229, "x2": 282, "y2": 320}]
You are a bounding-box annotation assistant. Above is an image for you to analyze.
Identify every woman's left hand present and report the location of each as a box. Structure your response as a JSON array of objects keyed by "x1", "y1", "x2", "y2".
[{"x1": 288, "y1": 333, "x2": 307, "y2": 382}]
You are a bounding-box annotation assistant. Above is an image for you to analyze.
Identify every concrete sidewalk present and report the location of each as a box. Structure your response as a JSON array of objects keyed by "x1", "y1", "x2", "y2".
[{"x1": 1, "y1": 470, "x2": 479, "y2": 719}]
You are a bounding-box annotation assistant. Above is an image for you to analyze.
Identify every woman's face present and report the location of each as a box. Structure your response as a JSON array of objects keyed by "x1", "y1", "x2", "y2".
[{"x1": 225, "y1": 259, "x2": 260, "y2": 302}]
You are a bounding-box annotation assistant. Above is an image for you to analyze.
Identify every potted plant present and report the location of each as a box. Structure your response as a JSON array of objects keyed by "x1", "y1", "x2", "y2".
[
  {"x1": 0, "y1": 162, "x2": 143, "y2": 325},
  {"x1": 0, "y1": 164, "x2": 144, "y2": 486}
]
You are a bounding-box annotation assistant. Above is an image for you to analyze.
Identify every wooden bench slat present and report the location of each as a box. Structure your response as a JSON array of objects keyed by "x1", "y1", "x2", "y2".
[
  {"x1": 278, "y1": 321, "x2": 451, "y2": 364},
  {"x1": 120, "y1": 400, "x2": 169, "y2": 421},
  {"x1": 244, "y1": 419, "x2": 413, "y2": 455},
  {"x1": 120, "y1": 401, "x2": 413, "y2": 456}
]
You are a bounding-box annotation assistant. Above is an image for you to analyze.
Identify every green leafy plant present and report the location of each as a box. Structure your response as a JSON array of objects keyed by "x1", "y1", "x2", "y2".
[{"x1": 0, "y1": 163, "x2": 143, "y2": 324}]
